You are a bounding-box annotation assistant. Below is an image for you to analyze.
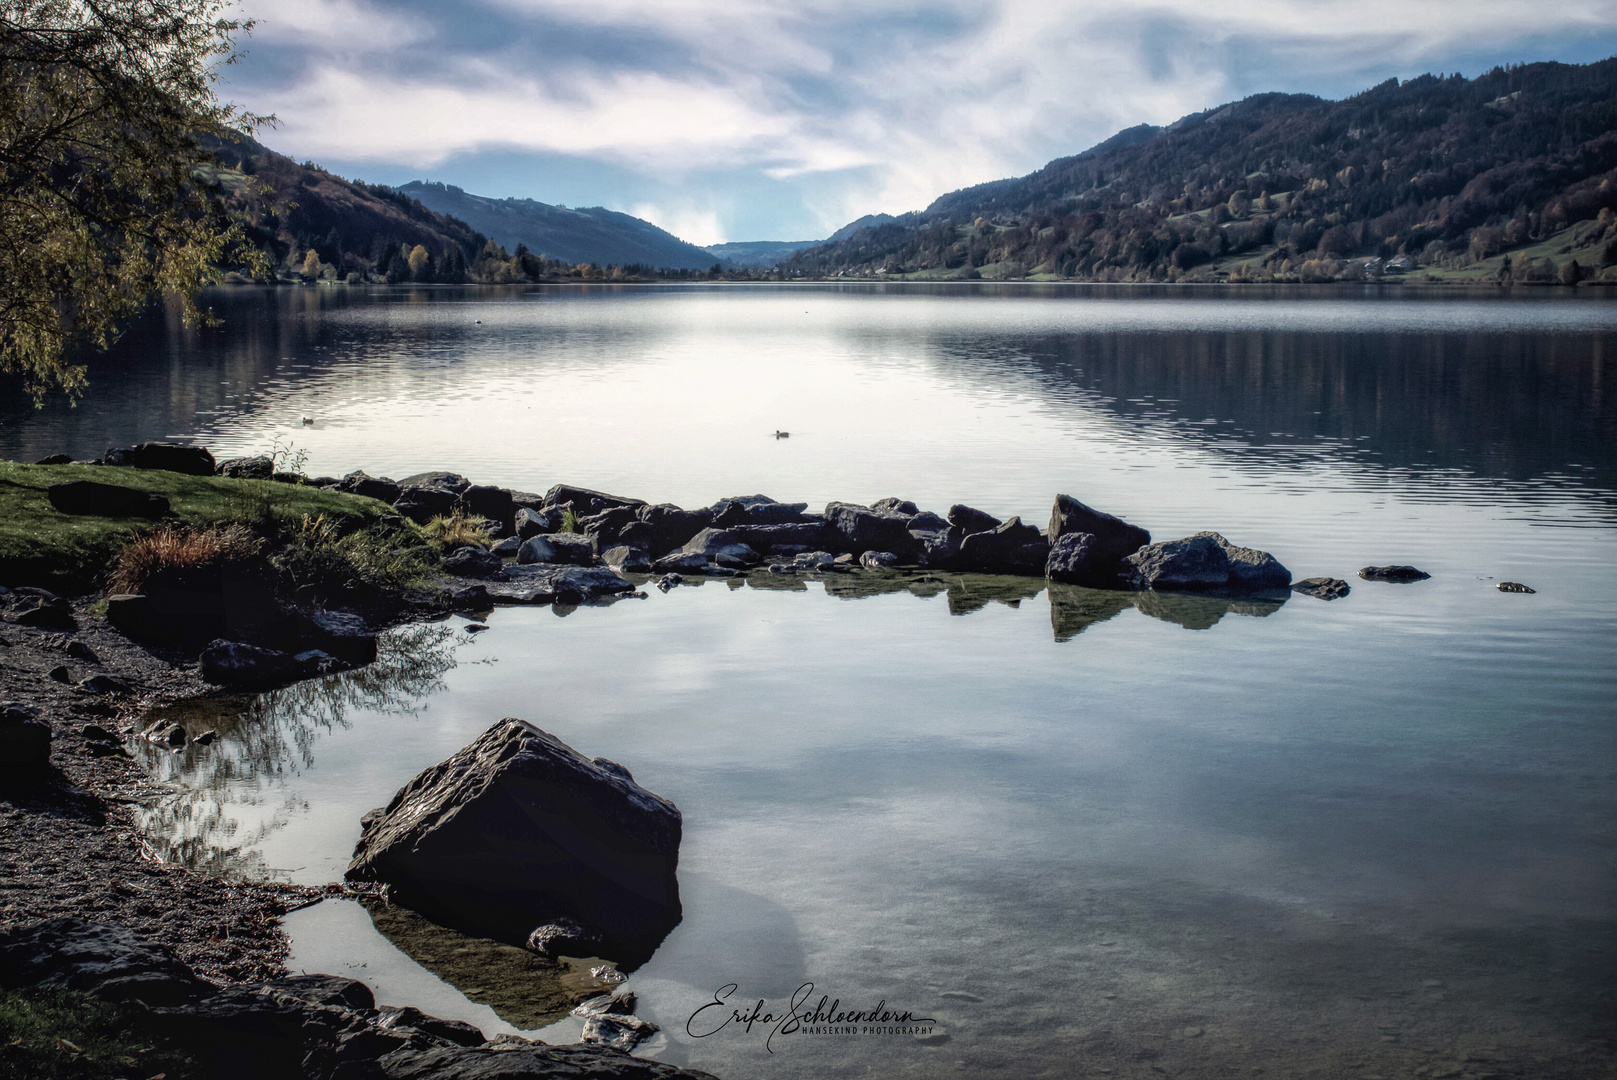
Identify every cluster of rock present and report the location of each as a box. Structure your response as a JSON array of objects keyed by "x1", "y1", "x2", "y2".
[
  {"x1": 0, "y1": 919, "x2": 715, "y2": 1080},
  {"x1": 347, "y1": 718, "x2": 684, "y2": 971}
]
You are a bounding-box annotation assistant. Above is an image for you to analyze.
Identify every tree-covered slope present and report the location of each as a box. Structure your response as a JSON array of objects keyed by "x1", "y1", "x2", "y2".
[{"x1": 784, "y1": 60, "x2": 1617, "y2": 284}]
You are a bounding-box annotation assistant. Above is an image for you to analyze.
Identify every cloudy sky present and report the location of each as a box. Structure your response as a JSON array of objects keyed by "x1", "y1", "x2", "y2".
[{"x1": 224, "y1": 1, "x2": 1617, "y2": 246}]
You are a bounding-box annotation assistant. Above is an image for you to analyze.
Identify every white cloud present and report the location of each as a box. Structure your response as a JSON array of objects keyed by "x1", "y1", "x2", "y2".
[{"x1": 630, "y1": 203, "x2": 726, "y2": 247}]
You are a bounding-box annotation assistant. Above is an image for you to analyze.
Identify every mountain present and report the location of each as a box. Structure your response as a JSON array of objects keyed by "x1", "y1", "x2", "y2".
[
  {"x1": 205, "y1": 135, "x2": 484, "y2": 279},
  {"x1": 703, "y1": 240, "x2": 820, "y2": 269},
  {"x1": 397, "y1": 182, "x2": 720, "y2": 271},
  {"x1": 784, "y1": 60, "x2": 1617, "y2": 284},
  {"x1": 826, "y1": 213, "x2": 897, "y2": 242}
]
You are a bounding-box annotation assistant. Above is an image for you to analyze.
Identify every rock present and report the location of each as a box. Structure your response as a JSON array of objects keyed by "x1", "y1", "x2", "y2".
[
  {"x1": 581, "y1": 1010, "x2": 661, "y2": 1052},
  {"x1": 199, "y1": 640, "x2": 298, "y2": 686},
  {"x1": 578, "y1": 505, "x2": 641, "y2": 546},
  {"x1": 947, "y1": 504, "x2": 1002, "y2": 534},
  {"x1": 394, "y1": 485, "x2": 459, "y2": 524},
  {"x1": 193, "y1": 729, "x2": 219, "y2": 746},
  {"x1": 0, "y1": 919, "x2": 207, "y2": 1006},
  {"x1": 446, "y1": 584, "x2": 491, "y2": 609},
  {"x1": 338, "y1": 470, "x2": 403, "y2": 503},
  {"x1": 216, "y1": 455, "x2": 275, "y2": 479},
  {"x1": 398, "y1": 471, "x2": 472, "y2": 495},
  {"x1": 462, "y1": 485, "x2": 514, "y2": 533},
  {"x1": 515, "y1": 506, "x2": 561, "y2": 538},
  {"x1": 105, "y1": 441, "x2": 215, "y2": 476},
  {"x1": 824, "y1": 501, "x2": 917, "y2": 556},
  {"x1": 294, "y1": 649, "x2": 344, "y2": 676},
  {"x1": 860, "y1": 551, "x2": 900, "y2": 569},
  {"x1": 12, "y1": 598, "x2": 77, "y2": 629},
  {"x1": 34, "y1": 453, "x2": 73, "y2": 465},
  {"x1": 48, "y1": 664, "x2": 71, "y2": 682},
  {"x1": 443, "y1": 547, "x2": 504, "y2": 578},
  {"x1": 1293, "y1": 577, "x2": 1351, "y2": 600},
  {"x1": 1498, "y1": 581, "x2": 1536, "y2": 593},
  {"x1": 43, "y1": 635, "x2": 99, "y2": 662},
  {"x1": 0, "y1": 704, "x2": 50, "y2": 778},
  {"x1": 1048, "y1": 494, "x2": 1151, "y2": 562},
  {"x1": 651, "y1": 528, "x2": 758, "y2": 573},
  {"x1": 525, "y1": 918, "x2": 602, "y2": 958},
  {"x1": 602, "y1": 546, "x2": 651, "y2": 573},
  {"x1": 907, "y1": 510, "x2": 949, "y2": 532},
  {"x1": 1359, "y1": 565, "x2": 1430, "y2": 582},
  {"x1": 145, "y1": 720, "x2": 187, "y2": 748},
  {"x1": 517, "y1": 533, "x2": 595, "y2": 566},
  {"x1": 728, "y1": 522, "x2": 833, "y2": 552},
  {"x1": 296, "y1": 611, "x2": 380, "y2": 664},
  {"x1": 871, "y1": 497, "x2": 919, "y2": 516},
  {"x1": 957, "y1": 517, "x2": 1050, "y2": 575},
  {"x1": 1128, "y1": 532, "x2": 1291, "y2": 593},
  {"x1": 376, "y1": 1006, "x2": 485, "y2": 1048},
  {"x1": 347, "y1": 718, "x2": 683, "y2": 966},
  {"x1": 706, "y1": 495, "x2": 812, "y2": 525},
  {"x1": 654, "y1": 574, "x2": 683, "y2": 592},
  {"x1": 637, "y1": 504, "x2": 714, "y2": 554},
  {"x1": 1045, "y1": 531, "x2": 1129, "y2": 588},
  {"x1": 541, "y1": 484, "x2": 646, "y2": 516},
  {"x1": 483, "y1": 566, "x2": 636, "y2": 605},
  {"x1": 489, "y1": 535, "x2": 522, "y2": 557},
  {"x1": 46, "y1": 480, "x2": 169, "y2": 518},
  {"x1": 77, "y1": 674, "x2": 131, "y2": 695}
]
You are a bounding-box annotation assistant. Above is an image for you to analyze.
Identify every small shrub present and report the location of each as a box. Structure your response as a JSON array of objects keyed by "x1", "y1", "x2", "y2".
[
  {"x1": 422, "y1": 509, "x2": 489, "y2": 550},
  {"x1": 559, "y1": 507, "x2": 581, "y2": 534},
  {"x1": 109, "y1": 524, "x2": 260, "y2": 595},
  {"x1": 274, "y1": 520, "x2": 438, "y2": 603}
]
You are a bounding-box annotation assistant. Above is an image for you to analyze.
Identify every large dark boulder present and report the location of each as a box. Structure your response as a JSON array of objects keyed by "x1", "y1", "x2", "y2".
[
  {"x1": 1045, "y1": 531, "x2": 1128, "y2": 588},
  {"x1": 398, "y1": 471, "x2": 472, "y2": 495},
  {"x1": 651, "y1": 528, "x2": 758, "y2": 573},
  {"x1": 483, "y1": 566, "x2": 636, "y2": 605},
  {"x1": 707, "y1": 495, "x2": 812, "y2": 526},
  {"x1": 1359, "y1": 565, "x2": 1430, "y2": 582},
  {"x1": 462, "y1": 485, "x2": 515, "y2": 534},
  {"x1": 1048, "y1": 494, "x2": 1150, "y2": 562},
  {"x1": 517, "y1": 533, "x2": 596, "y2": 566},
  {"x1": 637, "y1": 504, "x2": 713, "y2": 556},
  {"x1": 393, "y1": 485, "x2": 460, "y2": 524},
  {"x1": 947, "y1": 504, "x2": 1002, "y2": 535},
  {"x1": 216, "y1": 455, "x2": 275, "y2": 479},
  {"x1": 106, "y1": 442, "x2": 216, "y2": 476},
  {"x1": 957, "y1": 517, "x2": 1050, "y2": 575},
  {"x1": 442, "y1": 547, "x2": 503, "y2": 578},
  {"x1": 47, "y1": 480, "x2": 169, "y2": 518},
  {"x1": 823, "y1": 501, "x2": 917, "y2": 555},
  {"x1": 541, "y1": 485, "x2": 645, "y2": 516},
  {"x1": 199, "y1": 640, "x2": 298, "y2": 686},
  {"x1": 337, "y1": 471, "x2": 402, "y2": 504},
  {"x1": 294, "y1": 611, "x2": 380, "y2": 664},
  {"x1": 347, "y1": 718, "x2": 683, "y2": 968},
  {"x1": 1127, "y1": 532, "x2": 1291, "y2": 593},
  {"x1": 0, "y1": 919, "x2": 206, "y2": 1005},
  {"x1": 578, "y1": 506, "x2": 640, "y2": 547},
  {"x1": 728, "y1": 522, "x2": 834, "y2": 553},
  {"x1": 514, "y1": 507, "x2": 560, "y2": 538}
]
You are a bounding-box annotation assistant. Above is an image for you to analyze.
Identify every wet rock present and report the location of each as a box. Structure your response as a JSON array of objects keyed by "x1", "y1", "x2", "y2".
[
  {"x1": 654, "y1": 574, "x2": 683, "y2": 592},
  {"x1": 1359, "y1": 565, "x2": 1430, "y2": 582},
  {"x1": 580, "y1": 1010, "x2": 661, "y2": 1052},
  {"x1": 0, "y1": 919, "x2": 207, "y2": 1006},
  {"x1": 296, "y1": 611, "x2": 380, "y2": 664},
  {"x1": 145, "y1": 720, "x2": 188, "y2": 748},
  {"x1": 1128, "y1": 532, "x2": 1291, "y2": 593},
  {"x1": 443, "y1": 547, "x2": 504, "y2": 578},
  {"x1": 199, "y1": 640, "x2": 298, "y2": 686},
  {"x1": 393, "y1": 484, "x2": 460, "y2": 524},
  {"x1": 861, "y1": 551, "x2": 901, "y2": 569},
  {"x1": 0, "y1": 704, "x2": 50, "y2": 778},
  {"x1": 957, "y1": 517, "x2": 1050, "y2": 575},
  {"x1": 484, "y1": 565, "x2": 637, "y2": 605},
  {"x1": 602, "y1": 546, "x2": 651, "y2": 573},
  {"x1": 728, "y1": 521, "x2": 833, "y2": 552},
  {"x1": 1045, "y1": 531, "x2": 1128, "y2": 588},
  {"x1": 1048, "y1": 494, "x2": 1151, "y2": 562},
  {"x1": 337, "y1": 470, "x2": 403, "y2": 504},
  {"x1": 525, "y1": 918, "x2": 603, "y2": 959},
  {"x1": 1292, "y1": 577, "x2": 1351, "y2": 600},
  {"x1": 1498, "y1": 581, "x2": 1536, "y2": 593},
  {"x1": 398, "y1": 471, "x2": 472, "y2": 495},
  {"x1": 216, "y1": 455, "x2": 275, "y2": 479},
  {"x1": 517, "y1": 533, "x2": 596, "y2": 566},
  {"x1": 541, "y1": 484, "x2": 646, "y2": 517},
  {"x1": 824, "y1": 501, "x2": 917, "y2": 556},
  {"x1": 347, "y1": 718, "x2": 683, "y2": 967},
  {"x1": 445, "y1": 584, "x2": 490, "y2": 609},
  {"x1": 376, "y1": 1006, "x2": 485, "y2": 1048},
  {"x1": 294, "y1": 649, "x2": 344, "y2": 676},
  {"x1": 515, "y1": 506, "x2": 561, "y2": 538},
  {"x1": 46, "y1": 480, "x2": 169, "y2": 519},
  {"x1": 105, "y1": 441, "x2": 216, "y2": 476},
  {"x1": 193, "y1": 729, "x2": 219, "y2": 746},
  {"x1": 652, "y1": 528, "x2": 758, "y2": 573},
  {"x1": 947, "y1": 504, "x2": 1001, "y2": 535}
]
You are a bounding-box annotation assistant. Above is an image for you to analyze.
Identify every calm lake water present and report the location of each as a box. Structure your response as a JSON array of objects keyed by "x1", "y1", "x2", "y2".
[{"x1": 7, "y1": 284, "x2": 1615, "y2": 1078}]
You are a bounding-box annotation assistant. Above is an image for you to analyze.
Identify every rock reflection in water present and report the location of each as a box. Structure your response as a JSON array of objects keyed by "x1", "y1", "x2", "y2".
[
  {"x1": 360, "y1": 899, "x2": 615, "y2": 1030},
  {"x1": 133, "y1": 623, "x2": 459, "y2": 876}
]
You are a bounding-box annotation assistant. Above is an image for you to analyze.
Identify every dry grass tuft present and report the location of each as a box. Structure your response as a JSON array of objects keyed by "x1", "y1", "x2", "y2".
[
  {"x1": 109, "y1": 524, "x2": 260, "y2": 595},
  {"x1": 421, "y1": 509, "x2": 489, "y2": 550}
]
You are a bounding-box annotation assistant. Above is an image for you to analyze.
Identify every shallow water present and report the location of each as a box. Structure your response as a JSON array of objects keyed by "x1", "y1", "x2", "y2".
[{"x1": 17, "y1": 284, "x2": 1616, "y2": 1078}]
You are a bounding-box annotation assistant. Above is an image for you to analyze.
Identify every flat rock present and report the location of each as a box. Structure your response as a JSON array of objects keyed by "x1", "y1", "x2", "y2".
[
  {"x1": 637, "y1": 504, "x2": 713, "y2": 555},
  {"x1": 1359, "y1": 565, "x2": 1431, "y2": 582},
  {"x1": 483, "y1": 565, "x2": 636, "y2": 605},
  {"x1": 1293, "y1": 577, "x2": 1351, "y2": 600},
  {"x1": 1048, "y1": 494, "x2": 1151, "y2": 562},
  {"x1": 215, "y1": 455, "x2": 275, "y2": 479},
  {"x1": 347, "y1": 717, "x2": 683, "y2": 967},
  {"x1": 47, "y1": 480, "x2": 169, "y2": 518},
  {"x1": 443, "y1": 547, "x2": 504, "y2": 578},
  {"x1": 338, "y1": 470, "x2": 402, "y2": 503},
  {"x1": 1128, "y1": 532, "x2": 1291, "y2": 593},
  {"x1": 0, "y1": 918, "x2": 206, "y2": 1006}
]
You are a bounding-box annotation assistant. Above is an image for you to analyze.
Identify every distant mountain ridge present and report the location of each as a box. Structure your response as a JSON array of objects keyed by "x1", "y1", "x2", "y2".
[
  {"x1": 704, "y1": 240, "x2": 820, "y2": 269},
  {"x1": 398, "y1": 182, "x2": 720, "y2": 271},
  {"x1": 784, "y1": 59, "x2": 1617, "y2": 284}
]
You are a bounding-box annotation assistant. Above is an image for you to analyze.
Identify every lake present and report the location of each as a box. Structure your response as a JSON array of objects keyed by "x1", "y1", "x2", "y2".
[{"x1": 6, "y1": 283, "x2": 1615, "y2": 1078}]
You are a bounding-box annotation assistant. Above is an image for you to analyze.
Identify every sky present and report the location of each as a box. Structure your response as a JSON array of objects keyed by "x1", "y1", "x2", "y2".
[{"x1": 224, "y1": 1, "x2": 1617, "y2": 247}]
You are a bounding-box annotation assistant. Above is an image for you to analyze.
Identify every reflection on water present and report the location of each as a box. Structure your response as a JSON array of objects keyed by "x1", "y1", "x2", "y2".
[{"x1": 134, "y1": 623, "x2": 460, "y2": 876}]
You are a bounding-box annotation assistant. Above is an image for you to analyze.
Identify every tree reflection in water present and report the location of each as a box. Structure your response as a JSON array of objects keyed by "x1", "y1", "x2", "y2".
[{"x1": 132, "y1": 622, "x2": 460, "y2": 877}]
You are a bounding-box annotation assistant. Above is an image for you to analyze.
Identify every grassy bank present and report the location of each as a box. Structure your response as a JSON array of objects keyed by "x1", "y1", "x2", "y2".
[{"x1": 0, "y1": 463, "x2": 427, "y2": 594}]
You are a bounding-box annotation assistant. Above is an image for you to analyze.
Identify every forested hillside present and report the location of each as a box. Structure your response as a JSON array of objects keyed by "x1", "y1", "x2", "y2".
[{"x1": 784, "y1": 60, "x2": 1617, "y2": 284}]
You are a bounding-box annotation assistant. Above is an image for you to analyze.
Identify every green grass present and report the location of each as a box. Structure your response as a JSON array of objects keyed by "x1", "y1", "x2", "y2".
[
  {"x1": 0, "y1": 462, "x2": 411, "y2": 592},
  {"x1": 0, "y1": 985, "x2": 200, "y2": 1080}
]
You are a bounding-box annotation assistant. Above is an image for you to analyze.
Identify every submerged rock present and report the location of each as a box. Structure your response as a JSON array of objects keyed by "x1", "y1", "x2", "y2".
[
  {"x1": 1359, "y1": 565, "x2": 1431, "y2": 582},
  {"x1": 347, "y1": 717, "x2": 683, "y2": 967},
  {"x1": 199, "y1": 640, "x2": 297, "y2": 687},
  {"x1": 1292, "y1": 577, "x2": 1351, "y2": 600},
  {"x1": 1127, "y1": 532, "x2": 1291, "y2": 593}
]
